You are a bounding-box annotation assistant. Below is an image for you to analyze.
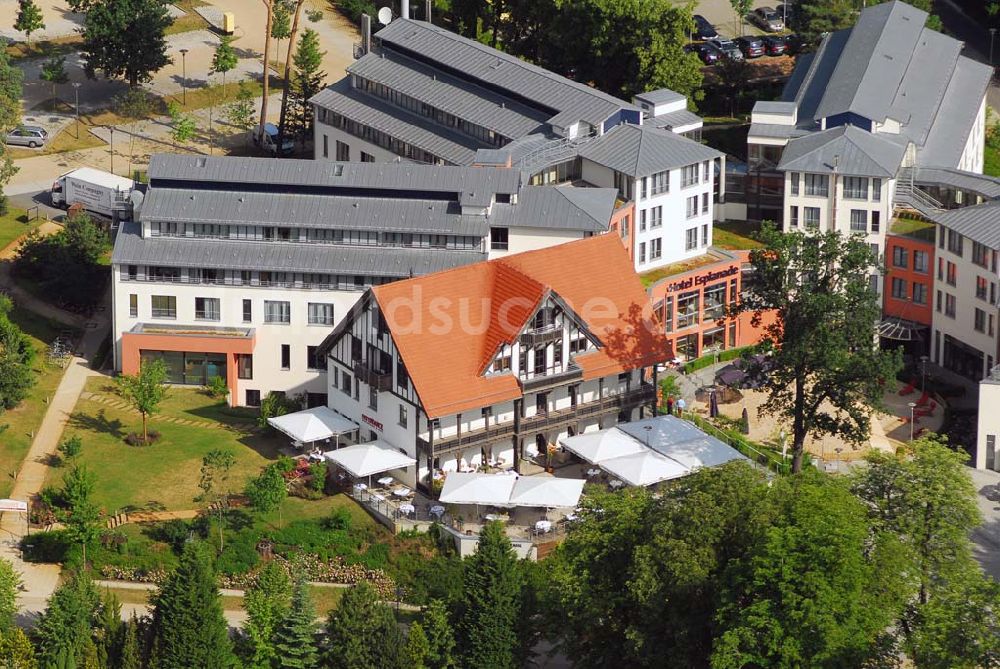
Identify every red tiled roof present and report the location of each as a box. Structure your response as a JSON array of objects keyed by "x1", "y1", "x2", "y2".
[{"x1": 372, "y1": 234, "x2": 669, "y2": 419}]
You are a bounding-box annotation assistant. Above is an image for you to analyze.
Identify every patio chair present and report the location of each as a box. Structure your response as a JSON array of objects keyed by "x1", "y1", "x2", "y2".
[
  {"x1": 915, "y1": 391, "x2": 930, "y2": 407},
  {"x1": 898, "y1": 382, "x2": 916, "y2": 396}
]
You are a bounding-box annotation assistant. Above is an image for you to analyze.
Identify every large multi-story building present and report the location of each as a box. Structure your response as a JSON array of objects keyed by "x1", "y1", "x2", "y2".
[
  {"x1": 309, "y1": 16, "x2": 724, "y2": 275},
  {"x1": 110, "y1": 155, "x2": 619, "y2": 407},
  {"x1": 745, "y1": 0, "x2": 991, "y2": 277},
  {"x1": 317, "y1": 234, "x2": 666, "y2": 489}
]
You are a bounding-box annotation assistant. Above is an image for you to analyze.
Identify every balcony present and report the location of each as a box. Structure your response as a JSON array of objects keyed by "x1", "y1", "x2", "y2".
[
  {"x1": 354, "y1": 361, "x2": 392, "y2": 392},
  {"x1": 422, "y1": 384, "x2": 656, "y2": 456},
  {"x1": 520, "y1": 367, "x2": 583, "y2": 395},
  {"x1": 519, "y1": 325, "x2": 562, "y2": 347}
]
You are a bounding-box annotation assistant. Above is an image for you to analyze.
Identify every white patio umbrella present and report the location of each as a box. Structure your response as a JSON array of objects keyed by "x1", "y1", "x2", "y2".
[
  {"x1": 558, "y1": 428, "x2": 645, "y2": 464},
  {"x1": 508, "y1": 477, "x2": 585, "y2": 508},
  {"x1": 268, "y1": 406, "x2": 358, "y2": 444},
  {"x1": 323, "y1": 440, "x2": 416, "y2": 478},
  {"x1": 599, "y1": 450, "x2": 689, "y2": 487},
  {"x1": 438, "y1": 472, "x2": 518, "y2": 506}
]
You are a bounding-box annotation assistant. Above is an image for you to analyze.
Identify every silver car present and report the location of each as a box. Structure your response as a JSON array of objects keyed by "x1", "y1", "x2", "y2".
[
  {"x1": 752, "y1": 6, "x2": 785, "y2": 32},
  {"x1": 5, "y1": 125, "x2": 47, "y2": 148}
]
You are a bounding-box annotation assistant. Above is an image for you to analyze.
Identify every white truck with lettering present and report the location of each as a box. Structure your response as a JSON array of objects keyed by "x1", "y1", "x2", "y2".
[{"x1": 50, "y1": 167, "x2": 135, "y2": 218}]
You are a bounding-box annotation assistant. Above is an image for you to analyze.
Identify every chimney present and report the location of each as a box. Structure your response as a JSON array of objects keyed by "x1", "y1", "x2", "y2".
[
  {"x1": 401, "y1": 0, "x2": 409, "y2": 20},
  {"x1": 361, "y1": 13, "x2": 371, "y2": 54},
  {"x1": 425, "y1": 0, "x2": 431, "y2": 20}
]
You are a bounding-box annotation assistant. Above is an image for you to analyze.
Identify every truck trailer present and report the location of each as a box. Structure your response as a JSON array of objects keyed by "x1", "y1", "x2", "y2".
[{"x1": 50, "y1": 168, "x2": 135, "y2": 218}]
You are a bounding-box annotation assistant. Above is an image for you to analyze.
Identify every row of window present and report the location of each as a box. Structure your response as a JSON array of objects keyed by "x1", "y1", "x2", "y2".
[
  {"x1": 673, "y1": 322, "x2": 738, "y2": 361},
  {"x1": 685, "y1": 193, "x2": 709, "y2": 219},
  {"x1": 637, "y1": 162, "x2": 710, "y2": 199},
  {"x1": 658, "y1": 280, "x2": 735, "y2": 333},
  {"x1": 125, "y1": 266, "x2": 393, "y2": 291},
  {"x1": 139, "y1": 295, "x2": 334, "y2": 325},
  {"x1": 317, "y1": 110, "x2": 446, "y2": 165},
  {"x1": 333, "y1": 365, "x2": 410, "y2": 427},
  {"x1": 890, "y1": 247, "x2": 929, "y2": 273},
  {"x1": 787, "y1": 206, "x2": 881, "y2": 233},
  {"x1": 788, "y1": 173, "x2": 882, "y2": 201},
  {"x1": 889, "y1": 278, "x2": 928, "y2": 305}
]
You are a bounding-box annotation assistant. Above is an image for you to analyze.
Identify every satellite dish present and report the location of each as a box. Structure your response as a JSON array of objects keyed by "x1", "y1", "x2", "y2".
[{"x1": 377, "y1": 7, "x2": 393, "y2": 25}]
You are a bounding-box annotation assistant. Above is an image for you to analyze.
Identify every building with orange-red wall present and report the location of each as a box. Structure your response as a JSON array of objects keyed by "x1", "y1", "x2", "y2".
[{"x1": 882, "y1": 229, "x2": 934, "y2": 356}]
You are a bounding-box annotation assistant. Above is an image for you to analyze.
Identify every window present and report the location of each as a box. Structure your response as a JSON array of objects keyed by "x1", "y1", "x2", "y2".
[
  {"x1": 613, "y1": 171, "x2": 633, "y2": 200},
  {"x1": 789, "y1": 172, "x2": 800, "y2": 195},
  {"x1": 639, "y1": 209, "x2": 647, "y2": 232},
  {"x1": 308, "y1": 303, "x2": 335, "y2": 325},
  {"x1": 369, "y1": 386, "x2": 378, "y2": 410},
  {"x1": 703, "y1": 326, "x2": 725, "y2": 352},
  {"x1": 619, "y1": 215, "x2": 630, "y2": 238},
  {"x1": 663, "y1": 296, "x2": 674, "y2": 333},
  {"x1": 127, "y1": 265, "x2": 138, "y2": 280},
  {"x1": 804, "y1": 173, "x2": 829, "y2": 197},
  {"x1": 973, "y1": 241, "x2": 990, "y2": 268},
  {"x1": 803, "y1": 207, "x2": 820, "y2": 229},
  {"x1": 237, "y1": 354, "x2": 253, "y2": 379},
  {"x1": 650, "y1": 238, "x2": 662, "y2": 260},
  {"x1": 871, "y1": 211, "x2": 880, "y2": 233},
  {"x1": 789, "y1": 206, "x2": 799, "y2": 227},
  {"x1": 490, "y1": 227, "x2": 508, "y2": 251},
  {"x1": 264, "y1": 301, "x2": 291, "y2": 323},
  {"x1": 195, "y1": 297, "x2": 220, "y2": 321},
  {"x1": 975, "y1": 308, "x2": 986, "y2": 332},
  {"x1": 891, "y1": 277, "x2": 907, "y2": 299},
  {"x1": 939, "y1": 228, "x2": 945, "y2": 249},
  {"x1": 650, "y1": 206, "x2": 662, "y2": 228},
  {"x1": 686, "y1": 196, "x2": 698, "y2": 218},
  {"x1": 703, "y1": 160, "x2": 710, "y2": 182},
  {"x1": 340, "y1": 371, "x2": 352, "y2": 394},
  {"x1": 682, "y1": 164, "x2": 699, "y2": 188},
  {"x1": 245, "y1": 390, "x2": 261, "y2": 407},
  {"x1": 701, "y1": 224, "x2": 709, "y2": 247},
  {"x1": 704, "y1": 283, "x2": 726, "y2": 320},
  {"x1": 129, "y1": 294, "x2": 137, "y2": 318},
  {"x1": 242, "y1": 299, "x2": 252, "y2": 322},
  {"x1": 946, "y1": 262, "x2": 956, "y2": 286},
  {"x1": 872, "y1": 178, "x2": 881, "y2": 201},
  {"x1": 676, "y1": 290, "x2": 700, "y2": 329},
  {"x1": 892, "y1": 246, "x2": 908, "y2": 269},
  {"x1": 639, "y1": 242, "x2": 646, "y2": 263},
  {"x1": 913, "y1": 283, "x2": 927, "y2": 305},
  {"x1": 360, "y1": 151, "x2": 374, "y2": 162},
  {"x1": 844, "y1": 176, "x2": 868, "y2": 200},
  {"x1": 977, "y1": 276, "x2": 989, "y2": 301},
  {"x1": 639, "y1": 177, "x2": 647, "y2": 200},
  {"x1": 335, "y1": 140, "x2": 349, "y2": 161},
  {"x1": 991, "y1": 314, "x2": 995, "y2": 337},
  {"x1": 151, "y1": 295, "x2": 176, "y2": 319},
  {"x1": 870, "y1": 244, "x2": 880, "y2": 261},
  {"x1": 850, "y1": 209, "x2": 867, "y2": 233},
  {"x1": 650, "y1": 170, "x2": 669, "y2": 195},
  {"x1": 947, "y1": 229, "x2": 963, "y2": 256},
  {"x1": 322, "y1": 134, "x2": 328, "y2": 158},
  {"x1": 945, "y1": 293, "x2": 956, "y2": 318},
  {"x1": 685, "y1": 227, "x2": 697, "y2": 251},
  {"x1": 399, "y1": 404, "x2": 408, "y2": 427},
  {"x1": 913, "y1": 250, "x2": 928, "y2": 273},
  {"x1": 280, "y1": 344, "x2": 290, "y2": 370},
  {"x1": 936, "y1": 290, "x2": 942, "y2": 312},
  {"x1": 307, "y1": 346, "x2": 327, "y2": 371},
  {"x1": 701, "y1": 192, "x2": 709, "y2": 214}
]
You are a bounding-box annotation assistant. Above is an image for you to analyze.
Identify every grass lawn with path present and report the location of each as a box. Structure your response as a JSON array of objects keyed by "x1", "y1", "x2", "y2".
[
  {"x1": 99, "y1": 582, "x2": 344, "y2": 617},
  {"x1": 46, "y1": 378, "x2": 284, "y2": 513},
  {"x1": 0, "y1": 208, "x2": 37, "y2": 252},
  {"x1": 0, "y1": 305, "x2": 80, "y2": 497}
]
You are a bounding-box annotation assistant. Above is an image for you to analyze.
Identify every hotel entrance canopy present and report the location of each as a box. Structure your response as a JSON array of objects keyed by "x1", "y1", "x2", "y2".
[
  {"x1": 324, "y1": 440, "x2": 416, "y2": 478},
  {"x1": 268, "y1": 406, "x2": 358, "y2": 444}
]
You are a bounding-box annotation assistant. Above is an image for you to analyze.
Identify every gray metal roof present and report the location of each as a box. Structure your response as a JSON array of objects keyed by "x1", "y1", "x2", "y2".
[
  {"x1": 911, "y1": 167, "x2": 1000, "y2": 199},
  {"x1": 918, "y1": 56, "x2": 994, "y2": 168},
  {"x1": 649, "y1": 109, "x2": 703, "y2": 131},
  {"x1": 888, "y1": 28, "x2": 961, "y2": 146},
  {"x1": 374, "y1": 19, "x2": 636, "y2": 128},
  {"x1": 634, "y1": 89, "x2": 685, "y2": 107},
  {"x1": 790, "y1": 30, "x2": 851, "y2": 124},
  {"x1": 140, "y1": 188, "x2": 490, "y2": 236},
  {"x1": 112, "y1": 222, "x2": 485, "y2": 276},
  {"x1": 813, "y1": 1, "x2": 927, "y2": 123},
  {"x1": 777, "y1": 125, "x2": 905, "y2": 177},
  {"x1": 578, "y1": 123, "x2": 721, "y2": 177},
  {"x1": 754, "y1": 101, "x2": 797, "y2": 115},
  {"x1": 147, "y1": 154, "x2": 523, "y2": 199},
  {"x1": 487, "y1": 186, "x2": 616, "y2": 232},
  {"x1": 346, "y1": 52, "x2": 548, "y2": 139},
  {"x1": 930, "y1": 202, "x2": 1000, "y2": 249},
  {"x1": 310, "y1": 78, "x2": 485, "y2": 164},
  {"x1": 748, "y1": 123, "x2": 812, "y2": 140}
]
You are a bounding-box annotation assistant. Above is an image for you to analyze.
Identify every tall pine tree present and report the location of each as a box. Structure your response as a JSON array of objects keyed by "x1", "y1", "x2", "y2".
[
  {"x1": 422, "y1": 599, "x2": 457, "y2": 669},
  {"x1": 119, "y1": 614, "x2": 142, "y2": 669},
  {"x1": 148, "y1": 542, "x2": 237, "y2": 669},
  {"x1": 271, "y1": 573, "x2": 319, "y2": 669},
  {"x1": 284, "y1": 28, "x2": 325, "y2": 139},
  {"x1": 324, "y1": 582, "x2": 404, "y2": 669},
  {"x1": 457, "y1": 521, "x2": 522, "y2": 669},
  {"x1": 241, "y1": 560, "x2": 291, "y2": 668},
  {"x1": 33, "y1": 571, "x2": 101, "y2": 668}
]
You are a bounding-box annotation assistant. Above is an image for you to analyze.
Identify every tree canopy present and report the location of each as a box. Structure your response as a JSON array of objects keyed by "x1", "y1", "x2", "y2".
[
  {"x1": 0, "y1": 295, "x2": 35, "y2": 412},
  {"x1": 114, "y1": 357, "x2": 168, "y2": 442},
  {"x1": 324, "y1": 582, "x2": 404, "y2": 669},
  {"x1": 80, "y1": 0, "x2": 172, "y2": 87}
]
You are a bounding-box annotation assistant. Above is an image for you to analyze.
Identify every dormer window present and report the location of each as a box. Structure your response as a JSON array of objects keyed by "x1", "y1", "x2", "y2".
[{"x1": 531, "y1": 307, "x2": 558, "y2": 333}]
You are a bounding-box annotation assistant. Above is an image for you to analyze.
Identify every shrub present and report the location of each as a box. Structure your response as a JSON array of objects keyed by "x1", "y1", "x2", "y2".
[
  {"x1": 56, "y1": 435, "x2": 83, "y2": 463},
  {"x1": 20, "y1": 530, "x2": 72, "y2": 563},
  {"x1": 204, "y1": 375, "x2": 229, "y2": 400},
  {"x1": 214, "y1": 530, "x2": 262, "y2": 576},
  {"x1": 308, "y1": 460, "x2": 327, "y2": 493},
  {"x1": 324, "y1": 507, "x2": 352, "y2": 531},
  {"x1": 258, "y1": 392, "x2": 298, "y2": 430},
  {"x1": 334, "y1": 0, "x2": 375, "y2": 26},
  {"x1": 353, "y1": 542, "x2": 389, "y2": 570},
  {"x1": 145, "y1": 519, "x2": 194, "y2": 553},
  {"x1": 125, "y1": 430, "x2": 161, "y2": 446}
]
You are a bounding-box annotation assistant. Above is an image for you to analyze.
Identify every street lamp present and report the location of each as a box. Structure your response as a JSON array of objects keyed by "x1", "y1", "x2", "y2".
[
  {"x1": 643, "y1": 424, "x2": 652, "y2": 448},
  {"x1": 920, "y1": 354, "x2": 929, "y2": 394},
  {"x1": 72, "y1": 82, "x2": 81, "y2": 139},
  {"x1": 908, "y1": 401, "x2": 917, "y2": 441},
  {"x1": 108, "y1": 126, "x2": 114, "y2": 175},
  {"x1": 179, "y1": 48, "x2": 189, "y2": 106},
  {"x1": 991, "y1": 28, "x2": 997, "y2": 67}
]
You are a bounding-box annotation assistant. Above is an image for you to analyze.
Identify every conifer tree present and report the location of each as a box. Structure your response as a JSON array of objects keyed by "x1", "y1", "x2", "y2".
[
  {"x1": 457, "y1": 521, "x2": 522, "y2": 669},
  {"x1": 324, "y1": 582, "x2": 404, "y2": 669},
  {"x1": 406, "y1": 621, "x2": 430, "y2": 669},
  {"x1": 119, "y1": 615, "x2": 142, "y2": 669},
  {"x1": 241, "y1": 560, "x2": 291, "y2": 668},
  {"x1": 34, "y1": 571, "x2": 101, "y2": 668},
  {"x1": 0, "y1": 627, "x2": 36, "y2": 668},
  {"x1": 422, "y1": 599, "x2": 457, "y2": 669},
  {"x1": 0, "y1": 558, "x2": 22, "y2": 634},
  {"x1": 284, "y1": 28, "x2": 325, "y2": 138},
  {"x1": 271, "y1": 574, "x2": 319, "y2": 669},
  {"x1": 148, "y1": 542, "x2": 236, "y2": 669}
]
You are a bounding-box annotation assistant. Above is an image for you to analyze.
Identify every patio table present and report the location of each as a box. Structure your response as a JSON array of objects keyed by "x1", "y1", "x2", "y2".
[
  {"x1": 393, "y1": 488, "x2": 411, "y2": 498},
  {"x1": 398, "y1": 503, "x2": 415, "y2": 514},
  {"x1": 353, "y1": 483, "x2": 367, "y2": 491},
  {"x1": 485, "y1": 513, "x2": 508, "y2": 522},
  {"x1": 535, "y1": 520, "x2": 552, "y2": 533},
  {"x1": 429, "y1": 505, "x2": 445, "y2": 517},
  {"x1": 377, "y1": 476, "x2": 394, "y2": 487}
]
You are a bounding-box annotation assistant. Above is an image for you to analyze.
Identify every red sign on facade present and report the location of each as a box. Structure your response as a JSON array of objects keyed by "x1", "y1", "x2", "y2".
[{"x1": 362, "y1": 414, "x2": 383, "y2": 432}]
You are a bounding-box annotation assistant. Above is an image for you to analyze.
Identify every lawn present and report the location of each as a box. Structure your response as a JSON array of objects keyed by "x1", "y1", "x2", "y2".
[
  {"x1": 99, "y1": 582, "x2": 345, "y2": 617},
  {"x1": 46, "y1": 379, "x2": 285, "y2": 513},
  {"x1": 0, "y1": 306, "x2": 80, "y2": 497},
  {"x1": 986, "y1": 139, "x2": 1000, "y2": 178},
  {"x1": 640, "y1": 254, "x2": 720, "y2": 288},
  {"x1": 713, "y1": 220, "x2": 763, "y2": 250},
  {"x1": 891, "y1": 215, "x2": 936, "y2": 240},
  {"x1": 0, "y1": 208, "x2": 36, "y2": 252}
]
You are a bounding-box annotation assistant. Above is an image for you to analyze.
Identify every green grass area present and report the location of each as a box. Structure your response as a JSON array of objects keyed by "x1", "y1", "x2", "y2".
[
  {"x1": 0, "y1": 209, "x2": 36, "y2": 253},
  {"x1": 5, "y1": 35, "x2": 81, "y2": 61},
  {"x1": 46, "y1": 379, "x2": 284, "y2": 513},
  {"x1": 986, "y1": 140, "x2": 1000, "y2": 178},
  {"x1": 713, "y1": 220, "x2": 762, "y2": 250},
  {"x1": 890, "y1": 216, "x2": 936, "y2": 237},
  {"x1": 100, "y1": 582, "x2": 344, "y2": 616},
  {"x1": 640, "y1": 254, "x2": 722, "y2": 288},
  {"x1": 0, "y1": 306, "x2": 80, "y2": 497}
]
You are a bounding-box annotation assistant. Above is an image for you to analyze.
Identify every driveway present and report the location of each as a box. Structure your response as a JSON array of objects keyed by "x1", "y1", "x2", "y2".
[
  {"x1": 676, "y1": 0, "x2": 785, "y2": 38},
  {"x1": 970, "y1": 466, "x2": 1000, "y2": 579},
  {"x1": 0, "y1": 0, "x2": 83, "y2": 42}
]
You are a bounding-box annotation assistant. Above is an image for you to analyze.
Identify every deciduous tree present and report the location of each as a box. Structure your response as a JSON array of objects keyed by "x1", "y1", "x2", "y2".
[
  {"x1": 240, "y1": 560, "x2": 291, "y2": 668},
  {"x1": 198, "y1": 448, "x2": 236, "y2": 549},
  {"x1": 80, "y1": 0, "x2": 171, "y2": 88},
  {"x1": 794, "y1": 0, "x2": 855, "y2": 44},
  {"x1": 0, "y1": 296, "x2": 35, "y2": 411},
  {"x1": 729, "y1": 0, "x2": 752, "y2": 36},
  {"x1": 277, "y1": 0, "x2": 308, "y2": 147},
  {"x1": 225, "y1": 79, "x2": 258, "y2": 145},
  {"x1": 731, "y1": 224, "x2": 902, "y2": 472},
  {"x1": 324, "y1": 582, "x2": 405, "y2": 669},
  {"x1": 0, "y1": 49, "x2": 23, "y2": 210},
  {"x1": 245, "y1": 462, "x2": 287, "y2": 519},
  {"x1": 211, "y1": 34, "x2": 239, "y2": 96},
  {"x1": 115, "y1": 358, "x2": 168, "y2": 443},
  {"x1": 14, "y1": 0, "x2": 45, "y2": 48},
  {"x1": 0, "y1": 558, "x2": 21, "y2": 633},
  {"x1": 60, "y1": 463, "x2": 101, "y2": 565},
  {"x1": 167, "y1": 101, "x2": 198, "y2": 149}
]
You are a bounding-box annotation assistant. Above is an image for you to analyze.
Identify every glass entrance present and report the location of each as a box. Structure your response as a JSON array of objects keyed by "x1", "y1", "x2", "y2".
[{"x1": 141, "y1": 350, "x2": 227, "y2": 386}]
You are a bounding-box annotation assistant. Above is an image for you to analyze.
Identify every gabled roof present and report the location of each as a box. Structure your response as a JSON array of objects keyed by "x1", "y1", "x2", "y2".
[
  {"x1": 813, "y1": 1, "x2": 928, "y2": 123},
  {"x1": 918, "y1": 55, "x2": 993, "y2": 167},
  {"x1": 578, "y1": 123, "x2": 721, "y2": 177},
  {"x1": 777, "y1": 125, "x2": 906, "y2": 177},
  {"x1": 930, "y1": 201, "x2": 1000, "y2": 249},
  {"x1": 486, "y1": 186, "x2": 617, "y2": 232},
  {"x1": 347, "y1": 234, "x2": 667, "y2": 418}
]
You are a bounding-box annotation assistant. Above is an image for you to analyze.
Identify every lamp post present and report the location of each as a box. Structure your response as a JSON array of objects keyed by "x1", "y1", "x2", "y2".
[
  {"x1": 908, "y1": 402, "x2": 917, "y2": 441},
  {"x1": 643, "y1": 424, "x2": 652, "y2": 448},
  {"x1": 108, "y1": 126, "x2": 114, "y2": 175},
  {"x1": 991, "y1": 28, "x2": 997, "y2": 66},
  {"x1": 72, "y1": 82, "x2": 81, "y2": 139},
  {"x1": 920, "y1": 354, "x2": 929, "y2": 394},
  {"x1": 179, "y1": 48, "x2": 189, "y2": 106}
]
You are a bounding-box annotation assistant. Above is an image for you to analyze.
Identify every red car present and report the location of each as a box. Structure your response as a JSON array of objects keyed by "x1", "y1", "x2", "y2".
[{"x1": 763, "y1": 35, "x2": 788, "y2": 56}]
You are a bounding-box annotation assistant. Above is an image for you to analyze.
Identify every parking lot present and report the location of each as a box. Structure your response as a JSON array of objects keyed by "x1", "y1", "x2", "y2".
[{"x1": 680, "y1": 0, "x2": 793, "y2": 39}]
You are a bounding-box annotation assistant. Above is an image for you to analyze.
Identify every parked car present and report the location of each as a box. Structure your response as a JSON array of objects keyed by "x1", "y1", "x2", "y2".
[
  {"x1": 751, "y1": 6, "x2": 785, "y2": 32},
  {"x1": 776, "y1": 4, "x2": 795, "y2": 27},
  {"x1": 784, "y1": 33, "x2": 804, "y2": 54},
  {"x1": 692, "y1": 14, "x2": 719, "y2": 40},
  {"x1": 707, "y1": 38, "x2": 744, "y2": 61},
  {"x1": 5, "y1": 125, "x2": 47, "y2": 148},
  {"x1": 762, "y1": 34, "x2": 788, "y2": 56},
  {"x1": 685, "y1": 42, "x2": 721, "y2": 65},
  {"x1": 736, "y1": 36, "x2": 766, "y2": 58}
]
